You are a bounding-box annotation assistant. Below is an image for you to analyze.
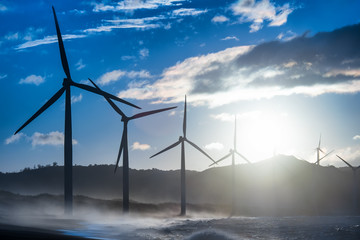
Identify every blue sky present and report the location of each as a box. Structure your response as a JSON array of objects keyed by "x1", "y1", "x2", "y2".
[{"x1": 1, "y1": 0, "x2": 360, "y2": 173}]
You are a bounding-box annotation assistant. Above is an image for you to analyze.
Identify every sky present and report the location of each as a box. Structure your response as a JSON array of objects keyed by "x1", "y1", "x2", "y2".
[{"x1": 1, "y1": 0, "x2": 360, "y2": 173}]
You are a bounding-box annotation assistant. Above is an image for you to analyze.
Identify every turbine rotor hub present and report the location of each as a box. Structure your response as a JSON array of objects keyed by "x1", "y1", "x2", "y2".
[
  {"x1": 121, "y1": 117, "x2": 128, "y2": 122},
  {"x1": 62, "y1": 78, "x2": 72, "y2": 87}
]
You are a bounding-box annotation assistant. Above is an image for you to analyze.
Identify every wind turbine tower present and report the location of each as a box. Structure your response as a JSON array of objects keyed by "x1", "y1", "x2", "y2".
[
  {"x1": 337, "y1": 155, "x2": 360, "y2": 214},
  {"x1": 209, "y1": 116, "x2": 251, "y2": 215},
  {"x1": 14, "y1": 7, "x2": 140, "y2": 215},
  {"x1": 89, "y1": 79, "x2": 176, "y2": 213},
  {"x1": 315, "y1": 135, "x2": 333, "y2": 165},
  {"x1": 150, "y1": 95, "x2": 215, "y2": 216}
]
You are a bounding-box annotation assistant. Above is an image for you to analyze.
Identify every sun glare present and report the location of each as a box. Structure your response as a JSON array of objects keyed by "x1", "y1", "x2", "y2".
[{"x1": 237, "y1": 112, "x2": 295, "y2": 162}]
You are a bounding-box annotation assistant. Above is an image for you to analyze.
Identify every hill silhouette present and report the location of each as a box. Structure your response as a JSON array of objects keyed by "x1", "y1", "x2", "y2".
[{"x1": 0, "y1": 155, "x2": 357, "y2": 216}]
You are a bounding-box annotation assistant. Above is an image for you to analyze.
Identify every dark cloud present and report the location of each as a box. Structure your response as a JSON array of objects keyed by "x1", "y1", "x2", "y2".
[
  {"x1": 188, "y1": 23, "x2": 360, "y2": 95},
  {"x1": 238, "y1": 23, "x2": 360, "y2": 88},
  {"x1": 239, "y1": 24, "x2": 360, "y2": 67},
  {"x1": 120, "y1": 24, "x2": 360, "y2": 106}
]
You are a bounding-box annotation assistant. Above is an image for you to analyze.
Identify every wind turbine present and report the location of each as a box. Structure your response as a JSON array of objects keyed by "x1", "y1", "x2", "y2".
[
  {"x1": 312, "y1": 134, "x2": 333, "y2": 214},
  {"x1": 337, "y1": 155, "x2": 360, "y2": 214},
  {"x1": 150, "y1": 95, "x2": 215, "y2": 216},
  {"x1": 209, "y1": 116, "x2": 250, "y2": 216},
  {"x1": 89, "y1": 79, "x2": 176, "y2": 213},
  {"x1": 315, "y1": 134, "x2": 333, "y2": 165},
  {"x1": 14, "y1": 6, "x2": 140, "y2": 215}
]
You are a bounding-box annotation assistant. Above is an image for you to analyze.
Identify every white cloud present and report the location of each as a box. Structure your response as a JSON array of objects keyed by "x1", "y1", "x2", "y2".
[
  {"x1": 127, "y1": 80, "x2": 148, "y2": 89},
  {"x1": 211, "y1": 111, "x2": 262, "y2": 122},
  {"x1": 277, "y1": 30, "x2": 297, "y2": 41},
  {"x1": 15, "y1": 34, "x2": 86, "y2": 50},
  {"x1": 5, "y1": 32, "x2": 19, "y2": 41},
  {"x1": 231, "y1": 0, "x2": 293, "y2": 32},
  {"x1": 128, "y1": 70, "x2": 151, "y2": 79},
  {"x1": 353, "y1": 135, "x2": 360, "y2": 140},
  {"x1": 5, "y1": 133, "x2": 25, "y2": 145},
  {"x1": 212, "y1": 15, "x2": 229, "y2": 23},
  {"x1": 121, "y1": 55, "x2": 136, "y2": 61},
  {"x1": 105, "y1": 16, "x2": 165, "y2": 24},
  {"x1": 97, "y1": 69, "x2": 151, "y2": 86},
  {"x1": 117, "y1": 24, "x2": 360, "y2": 107},
  {"x1": 84, "y1": 23, "x2": 162, "y2": 33},
  {"x1": 0, "y1": 74, "x2": 7, "y2": 80},
  {"x1": 131, "y1": 141, "x2": 151, "y2": 150},
  {"x1": 71, "y1": 94, "x2": 83, "y2": 104},
  {"x1": 172, "y1": 8, "x2": 207, "y2": 17},
  {"x1": 19, "y1": 75, "x2": 45, "y2": 86},
  {"x1": 117, "y1": 45, "x2": 253, "y2": 106},
  {"x1": 75, "y1": 59, "x2": 86, "y2": 70},
  {"x1": 69, "y1": 9, "x2": 86, "y2": 15},
  {"x1": 23, "y1": 27, "x2": 44, "y2": 41},
  {"x1": 268, "y1": 3, "x2": 293, "y2": 26},
  {"x1": 210, "y1": 113, "x2": 234, "y2": 122},
  {"x1": 85, "y1": 16, "x2": 165, "y2": 33},
  {"x1": 5, "y1": 131, "x2": 78, "y2": 147},
  {"x1": 323, "y1": 69, "x2": 360, "y2": 78},
  {"x1": 31, "y1": 131, "x2": 78, "y2": 146},
  {"x1": 0, "y1": 3, "x2": 8, "y2": 12},
  {"x1": 98, "y1": 70, "x2": 126, "y2": 86},
  {"x1": 117, "y1": 41, "x2": 360, "y2": 107},
  {"x1": 204, "y1": 142, "x2": 224, "y2": 151},
  {"x1": 139, "y1": 48, "x2": 149, "y2": 59},
  {"x1": 221, "y1": 36, "x2": 239, "y2": 41},
  {"x1": 283, "y1": 61, "x2": 297, "y2": 68},
  {"x1": 327, "y1": 145, "x2": 360, "y2": 167},
  {"x1": 92, "y1": 0, "x2": 185, "y2": 12}
]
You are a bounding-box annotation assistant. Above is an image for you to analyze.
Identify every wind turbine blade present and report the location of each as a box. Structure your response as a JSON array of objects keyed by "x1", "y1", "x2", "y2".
[
  {"x1": 72, "y1": 81, "x2": 141, "y2": 109},
  {"x1": 185, "y1": 139, "x2": 215, "y2": 164},
  {"x1": 88, "y1": 78, "x2": 126, "y2": 117},
  {"x1": 319, "y1": 148, "x2": 325, "y2": 154},
  {"x1": 114, "y1": 130, "x2": 126, "y2": 173},
  {"x1": 183, "y1": 95, "x2": 187, "y2": 137},
  {"x1": 150, "y1": 140, "x2": 181, "y2": 158},
  {"x1": 234, "y1": 150, "x2": 251, "y2": 163},
  {"x1": 319, "y1": 149, "x2": 334, "y2": 161},
  {"x1": 130, "y1": 106, "x2": 177, "y2": 120},
  {"x1": 318, "y1": 134, "x2": 321, "y2": 148},
  {"x1": 15, "y1": 87, "x2": 66, "y2": 134},
  {"x1": 209, "y1": 152, "x2": 232, "y2": 167},
  {"x1": 52, "y1": 6, "x2": 71, "y2": 80},
  {"x1": 336, "y1": 155, "x2": 354, "y2": 170}
]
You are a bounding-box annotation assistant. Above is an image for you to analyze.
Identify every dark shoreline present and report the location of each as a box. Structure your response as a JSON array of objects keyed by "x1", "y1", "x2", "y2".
[{"x1": 0, "y1": 223, "x2": 95, "y2": 240}]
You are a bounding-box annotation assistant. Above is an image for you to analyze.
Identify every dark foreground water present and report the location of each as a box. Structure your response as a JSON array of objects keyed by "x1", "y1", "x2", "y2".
[{"x1": 1, "y1": 215, "x2": 359, "y2": 239}]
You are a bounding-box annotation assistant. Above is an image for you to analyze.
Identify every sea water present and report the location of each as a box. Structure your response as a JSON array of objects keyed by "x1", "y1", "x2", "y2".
[{"x1": 58, "y1": 216, "x2": 360, "y2": 240}]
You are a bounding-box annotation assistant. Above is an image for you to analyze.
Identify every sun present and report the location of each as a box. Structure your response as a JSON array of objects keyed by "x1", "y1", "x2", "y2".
[{"x1": 237, "y1": 111, "x2": 295, "y2": 162}]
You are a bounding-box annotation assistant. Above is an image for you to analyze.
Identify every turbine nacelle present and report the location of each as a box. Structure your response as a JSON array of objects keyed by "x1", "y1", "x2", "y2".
[
  {"x1": 14, "y1": 6, "x2": 142, "y2": 214},
  {"x1": 121, "y1": 116, "x2": 128, "y2": 123},
  {"x1": 62, "y1": 78, "x2": 72, "y2": 87}
]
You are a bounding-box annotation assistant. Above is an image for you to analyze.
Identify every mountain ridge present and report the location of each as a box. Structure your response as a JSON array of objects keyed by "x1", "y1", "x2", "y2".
[{"x1": 0, "y1": 155, "x2": 357, "y2": 215}]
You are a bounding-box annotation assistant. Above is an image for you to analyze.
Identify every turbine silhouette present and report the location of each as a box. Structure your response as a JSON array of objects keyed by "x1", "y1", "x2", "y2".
[
  {"x1": 89, "y1": 79, "x2": 176, "y2": 213},
  {"x1": 312, "y1": 134, "x2": 333, "y2": 214},
  {"x1": 14, "y1": 6, "x2": 140, "y2": 215},
  {"x1": 150, "y1": 95, "x2": 215, "y2": 216},
  {"x1": 337, "y1": 155, "x2": 360, "y2": 214},
  {"x1": 209, "y1": 116, "x2": 250, "y2": 216},
  {"x1": 315, "y1": 134, "x2": 333, "y2": 165}
]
